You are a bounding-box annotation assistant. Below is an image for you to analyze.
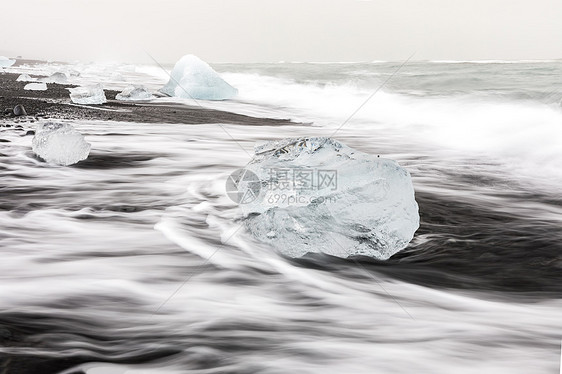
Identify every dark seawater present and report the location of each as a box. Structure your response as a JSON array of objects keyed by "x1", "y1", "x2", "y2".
[{"x1": 1, "y1": 61, "x2": 561, "y2": 373}]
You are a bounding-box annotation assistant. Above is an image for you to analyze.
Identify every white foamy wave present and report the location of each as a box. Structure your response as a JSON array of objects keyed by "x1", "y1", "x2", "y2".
[{"x1": 217, "y1": 71, "x2": 562, "y2": 187}]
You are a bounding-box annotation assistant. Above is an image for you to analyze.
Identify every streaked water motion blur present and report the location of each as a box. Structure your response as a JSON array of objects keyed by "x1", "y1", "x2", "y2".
[{"x1": 1, "y1": 61, "x2": 561, "y2": 373}]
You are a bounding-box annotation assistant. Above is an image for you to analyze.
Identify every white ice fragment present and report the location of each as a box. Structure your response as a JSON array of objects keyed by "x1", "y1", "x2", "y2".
[
  {"x1": 39, "y1": 72, "x2": 68, "y2": 83},
  {"x1": 17, "y1": 74, "x2": 36, "y2": 82},
  {"x1": 116, "y1": 85, "x2": 154, "y2": 101},
  {"x1": 32, "y1": 122, "x2": 91, "y2": 166},
  {"x1": 238, "y1": 137, "x2": 420, "y2": 260},
  {"x1": 68, "y1": 84, "x2": 107, "y2": 105},
  {"x1": 24, "y1": 82, "x2": 48, "y2": 91},
  {"x1": 0, "y1": 56, "x2": 15, "y2": 68},
  {"x1": 160, "y1": 54, "x2": 237, "y2": 100}
]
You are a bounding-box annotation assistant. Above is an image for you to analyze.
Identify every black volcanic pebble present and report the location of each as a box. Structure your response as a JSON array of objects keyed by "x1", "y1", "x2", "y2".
[{"x1": 13, "y1": 104, "x2": 27, "y2": 116}]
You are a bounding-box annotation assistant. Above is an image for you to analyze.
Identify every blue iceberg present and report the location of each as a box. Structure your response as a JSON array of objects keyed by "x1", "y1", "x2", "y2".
[
  {"x1": 160, "y1": 55, "x2": 237, "y2": 101},
  {"x1": 0, "y1": 56, "x2": 15, "y2": 68}
]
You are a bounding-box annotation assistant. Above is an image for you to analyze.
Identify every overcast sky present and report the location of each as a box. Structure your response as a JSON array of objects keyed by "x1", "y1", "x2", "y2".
[{"x1": 2, "y1": 0, "x2": 561, "y2": 63}]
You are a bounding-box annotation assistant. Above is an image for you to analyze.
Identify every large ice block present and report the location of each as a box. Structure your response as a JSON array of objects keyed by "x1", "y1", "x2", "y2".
[
  {"x1": 160, "y1": 55, "x2": 237, "y2": 100},
  {"x1": 237, "y1": 137, "x2": 419, "y2": 260}
]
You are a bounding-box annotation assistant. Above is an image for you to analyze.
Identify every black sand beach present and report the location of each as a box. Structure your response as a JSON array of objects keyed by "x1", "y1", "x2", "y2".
[{"x1": 0, "y1": 71, "x2": 293, "y2": 126}]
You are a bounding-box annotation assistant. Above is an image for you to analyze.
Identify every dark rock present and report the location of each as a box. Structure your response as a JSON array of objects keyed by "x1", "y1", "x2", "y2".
[
  {"x1": 24, "y1": 130, "x2": 35, "y2": 136},
  {"x1": 0, "y1": 139, "x2": 10, "y2": 142},
  {"x1": 13, "y1": 104, "x2": 27, "y2": 116}
]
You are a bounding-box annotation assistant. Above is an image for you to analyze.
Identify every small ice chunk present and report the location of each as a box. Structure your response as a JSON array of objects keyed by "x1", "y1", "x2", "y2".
[
  {"x1": 32, "y1": 122, "x2": 91, "y2": 166},
  {"x1": 39, "y1": 72, "x2": 68, "y2": 83},
  {"x1": 116, "y1": 85, "x2": 154, "y2": 101},
  {"x1": 68, "y1": 84, "x2": 107, "y2": 105},
  {"x1": 24, "y1": 82, "x2": 48, "y2": 91},
  {"x1": 160, "y1": 54, "x2": 237, "y2": 100},
  {"x1": 0, "y1": 56, "x2": 15, "y2": 68},
  {"x1": 17, "y1": 74, "x2": 36, "y2": 82},
  {"x1": 238, "y1": 137, "x2": 420, "y2": 260}
]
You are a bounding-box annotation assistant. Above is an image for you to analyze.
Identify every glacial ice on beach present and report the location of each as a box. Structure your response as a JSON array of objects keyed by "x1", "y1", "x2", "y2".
[
  {"x1": 32, "y1": 122, "x2": 91, "y2": 166},
  {"x1": 40, "y1": 72, "x2": 68, "y2": 84},
  {"x1": 68, "y1": 84, "x2": 107, "y2": 105},
  {"x1": 0, "y1": 56, "x2": 15, "y2": 68},
  {"x1": 17, "y1": 74, "x2": 35, "y2": 82},
  {"x1": 116, "y1": 85, "x2": 154, "y2": 101},
  {"x1": 24, "y1": 82, "x2": 47, "y2": 91},
  {"x1": 238, "y1": 137, "x2": 419, "y2": 260},
  {"x1": 160, "y1": 54, "x2": 238, "y2": 100}
]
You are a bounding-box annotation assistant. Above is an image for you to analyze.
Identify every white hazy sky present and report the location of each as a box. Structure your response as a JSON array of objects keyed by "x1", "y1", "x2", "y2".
[{"x1": 2, "y1": 0, "x2": 561, "y2": 63}]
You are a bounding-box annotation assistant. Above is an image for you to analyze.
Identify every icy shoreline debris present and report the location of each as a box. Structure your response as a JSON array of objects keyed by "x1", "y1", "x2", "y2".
[
  {"x1": 32, "y1": 122, "x2": 91, "y2": 166},
  {"x1": 24, "y1": 82, "x2": 47, "y2": 91},
  {"x1": 39, "y1": 72, "x2": 68, "y2": 84},
  {"x1": 116, "y1": 85, "x2": 154, "y2": 101},
  {"x1": 17, "y1": 74, "x2": 35, "y2": 82},
  {"x1": 68, "y1": 84, "x2": 107, "y2": 105}
]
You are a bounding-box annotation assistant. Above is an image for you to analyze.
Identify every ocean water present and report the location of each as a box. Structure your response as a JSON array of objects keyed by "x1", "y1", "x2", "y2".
[{"x1": 1, "y1": 61, "x2": 561, "y2": 373}]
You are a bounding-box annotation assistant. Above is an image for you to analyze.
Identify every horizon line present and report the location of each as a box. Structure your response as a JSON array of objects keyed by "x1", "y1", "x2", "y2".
[{"x1": 4, "y1": 56, "x2": 562, "y2": 66}]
